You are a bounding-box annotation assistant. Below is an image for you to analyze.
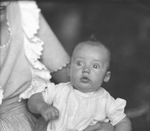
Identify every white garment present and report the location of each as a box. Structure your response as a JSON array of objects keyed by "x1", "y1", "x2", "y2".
[
  {"x1": 0, "y1": 1, "x2": 69, "y2": 130},
  {"x1": 17, "y1": 1, "x2": 69, "y2": 101},
  {"x1": 42, "y1": 82, "x2": 126, "y2": 131}
]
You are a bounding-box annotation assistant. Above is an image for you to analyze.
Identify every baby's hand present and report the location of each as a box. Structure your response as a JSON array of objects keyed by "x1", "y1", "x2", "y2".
[{"x1": 40, "y1": 104, "x2": 59, "y2": 121}]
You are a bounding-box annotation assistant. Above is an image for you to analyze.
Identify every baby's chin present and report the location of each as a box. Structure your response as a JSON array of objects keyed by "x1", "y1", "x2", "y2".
[{"x1": 74, "y1": 85, "x2": 95, "y2": 93}]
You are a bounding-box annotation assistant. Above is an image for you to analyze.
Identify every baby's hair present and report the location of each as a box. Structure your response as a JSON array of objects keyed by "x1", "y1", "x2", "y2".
[
  {"x1": 81, "y1": 34, "x2": 100, "y2": 45},
  {"x1": 88, "y1": 34, "x2": 98, "y2": 42},
  {"x1": 83, "y1": 35, "x2": 111, "y2": 56}
]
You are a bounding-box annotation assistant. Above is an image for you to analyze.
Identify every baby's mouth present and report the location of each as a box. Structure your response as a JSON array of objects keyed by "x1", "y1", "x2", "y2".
[{"x1": 80, "y1": 76, "x2": 91, "y2": 83}]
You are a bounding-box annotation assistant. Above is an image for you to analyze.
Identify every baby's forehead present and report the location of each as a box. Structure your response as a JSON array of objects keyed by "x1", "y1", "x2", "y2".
[
  {"x1": 79, "y1": 41, "x2": 101, "y2": 46},
  {"x1": 73, "y1": 42, "x2": 106, "y2": 57},
  {"x1": 75, "y1": 41, "x2": 106, "y2": 51},
  {"x1": 73, "y1": 41, "x2": 111, "y2": 62}
]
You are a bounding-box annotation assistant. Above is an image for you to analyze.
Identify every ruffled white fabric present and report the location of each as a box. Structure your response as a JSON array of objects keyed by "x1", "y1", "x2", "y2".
[
  {"x1": 19, "y1": 76, "x2": 49, "y2": 101},
  {"x1": 18, "y1": 1, "x2": 51, "y2": 101},
  {"x1": 106, "y1": 97, "x2": 126, "y2": 126},
  {"x1": 19, "y1": 1, "x2": 40, "y2": 38},
  {"x1": 0, "y1": 86, "x2": 4, "y2": 105}
]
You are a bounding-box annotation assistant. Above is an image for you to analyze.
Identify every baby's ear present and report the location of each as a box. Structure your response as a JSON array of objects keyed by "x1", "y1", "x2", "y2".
[{"x1": 104, "y1": 71, "x2": 111, "y2": 82}]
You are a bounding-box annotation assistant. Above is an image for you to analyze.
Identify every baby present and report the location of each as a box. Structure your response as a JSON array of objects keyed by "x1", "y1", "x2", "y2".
[{"x1": 28, "y1": 37, "x2": 132, "y2": 131}]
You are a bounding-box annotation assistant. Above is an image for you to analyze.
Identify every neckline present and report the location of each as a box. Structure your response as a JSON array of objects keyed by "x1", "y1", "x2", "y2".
[
  {"x1": 70, "y1": 84, "x2": 105, "y2": 98},
  {"x1": 74, "y1": 89, "x2": 95, "y2": 98}
]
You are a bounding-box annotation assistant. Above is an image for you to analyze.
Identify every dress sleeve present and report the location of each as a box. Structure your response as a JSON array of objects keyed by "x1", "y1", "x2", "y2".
[
  {"x1": 19, "y1": 0, "x2": 70, "y2": 72},
  {"x1": 42, "y1": 82, "x2": 56, "y2": 104},
  {"x1": 37, "y1": 11, "x2": 70, "y2": 72},
  {"x1": 19, "y1": 1, "x2": 48, "y2": 71},
  {"x1": 18, "y1": 1, "x2": 51, "y2": 100},
  {"x1": 106, "y1": 94, "x2": 127, "y2": 126},
  {"x1": 18, "y1": 1, "x2": 69, "y2": 100},
  {"x1": 42, "y1": 82, "x2": 69, "y2": 104}
]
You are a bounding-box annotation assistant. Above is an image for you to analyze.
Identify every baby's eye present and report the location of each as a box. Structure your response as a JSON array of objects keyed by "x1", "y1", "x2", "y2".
[
  {"x1": 76, "y1": 61, "x2": 84, "y2": 67},
  {"x1": 92, "y1": 64, "x2": 100, "y2": 69}
]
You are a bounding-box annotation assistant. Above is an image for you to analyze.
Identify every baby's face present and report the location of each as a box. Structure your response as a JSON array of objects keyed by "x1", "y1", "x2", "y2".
[{"x1": 69, "y1": 42, "x2": 111, "y2": 93}]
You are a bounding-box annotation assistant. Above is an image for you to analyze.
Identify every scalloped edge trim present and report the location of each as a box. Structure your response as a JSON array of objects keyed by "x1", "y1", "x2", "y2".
[{"x1": 50, "y1": 60, "x2": 70, "y2": 73}]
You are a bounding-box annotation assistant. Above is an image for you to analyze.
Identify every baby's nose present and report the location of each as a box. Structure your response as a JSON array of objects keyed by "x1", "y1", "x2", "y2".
[{"x1": 82, "y1": 67, "x2": 91, "y2": 74}]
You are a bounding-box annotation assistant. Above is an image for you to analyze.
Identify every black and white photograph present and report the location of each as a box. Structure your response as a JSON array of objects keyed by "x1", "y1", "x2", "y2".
[{"x1": 0, "y1": 0, "x2": 149, "y2": 131}]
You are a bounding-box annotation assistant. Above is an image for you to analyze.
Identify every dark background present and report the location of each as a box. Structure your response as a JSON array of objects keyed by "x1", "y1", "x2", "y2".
[{"x1": 37, "y1": 0, "x2": 150, "y2": 130}]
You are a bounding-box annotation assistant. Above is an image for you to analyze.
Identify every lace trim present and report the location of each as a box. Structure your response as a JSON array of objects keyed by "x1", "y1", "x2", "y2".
[
  {"x1": 19, "y1": 1, "x2": 40, "y2": 38},
  {"x1": 20, "y1": 1, "x2": 70, "y2": 73},
  {"x1": 24, "y1": 36, "x2": 47, "y2": 70},
  {"x1": 18, "y1": 1, "x2": 51, "y2": 100},
  {"x1": 51, "y1": 61, "x2": 70, "y2": 73},
  {"x1": 19, "y1": 1, "x2": 46, "y2": 70}
]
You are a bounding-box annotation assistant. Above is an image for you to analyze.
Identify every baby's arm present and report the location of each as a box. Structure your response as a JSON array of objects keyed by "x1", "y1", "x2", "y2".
[
  {"x1": 28, "y1": 93, "x2": 59, "y2": 121},
  {"x1": 83, "y1": 122, "x2": 114, "y2": 131},
  {"x1": 114, "y1": 116, "x2": 131, "y2": 131}
]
